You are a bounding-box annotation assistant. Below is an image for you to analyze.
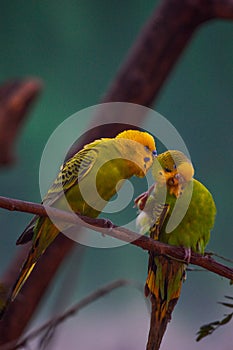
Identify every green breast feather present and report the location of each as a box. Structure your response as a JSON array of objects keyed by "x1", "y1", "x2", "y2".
[
  {"x1": 135, "y1": 150, "x2": 217, "y2": 350},
  {"x1": 161, "y1": 179, "x2": 216, "y2": 253}
]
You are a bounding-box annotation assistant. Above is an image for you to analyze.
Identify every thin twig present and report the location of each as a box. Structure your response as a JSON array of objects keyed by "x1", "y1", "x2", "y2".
[
  {"x1": 205, "y1": 251, "x2": 233, "y2": 265},
  {"x1": 0, "y1": 279, "x2": 138, "y2": 350},
  {"x1": 0, "y1": 195, "x2": 232, "y2": 281}
]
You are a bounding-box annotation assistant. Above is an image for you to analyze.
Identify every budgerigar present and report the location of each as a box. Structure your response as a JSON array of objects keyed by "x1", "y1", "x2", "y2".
[
  {"x1": 1, "y1": 130, "x2": 156, "y2": 317},
  {"x1": 135, "y1": 150, "x2": 216, "y2": 350}
]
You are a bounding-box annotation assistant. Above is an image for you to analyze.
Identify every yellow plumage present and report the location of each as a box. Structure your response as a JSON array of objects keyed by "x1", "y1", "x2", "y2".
[{"x1": 0, "y1": 130, "x2": 156, "y2": 318}]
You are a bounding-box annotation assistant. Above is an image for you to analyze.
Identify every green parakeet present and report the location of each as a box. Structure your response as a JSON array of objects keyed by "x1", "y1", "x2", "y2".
[
  {"x1": 1, "y1": 130, "x2": 156, "y2": 317},
  {"x1": 135, "y1": 150, "x2": 216, "y2": 350}
]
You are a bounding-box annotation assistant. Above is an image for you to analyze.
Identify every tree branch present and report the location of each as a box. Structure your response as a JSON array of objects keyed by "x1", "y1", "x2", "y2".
[
  {"x1": 0, "y1": 78, "x2": 42, "y2": 166},
  {"x1": 101, "y1": 0, "x2": 233, "y2": 106},
  {"x1": 0, "y1": 195, "x2": 232, "y2": 281},
  {"x1": 65, "y1": 0, "x2": 233, "y2": 153}
]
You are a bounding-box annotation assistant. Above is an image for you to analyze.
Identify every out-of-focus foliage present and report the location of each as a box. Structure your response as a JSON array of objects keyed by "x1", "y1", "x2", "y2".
[{"x1": 197, "y1": 295, "x2": 233, "y2": 341}]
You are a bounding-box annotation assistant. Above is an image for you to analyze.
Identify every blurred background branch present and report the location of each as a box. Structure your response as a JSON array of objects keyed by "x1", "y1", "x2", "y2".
[
  {"x1": 0, "y1": 79, "x2": 42, "y2": 166},
  {"x1": 0, "y1": 279, "x2": 141, "y2": 350}
]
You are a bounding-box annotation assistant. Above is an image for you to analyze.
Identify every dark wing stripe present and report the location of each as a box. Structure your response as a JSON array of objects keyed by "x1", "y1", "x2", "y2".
[
  {"x1": 16, "y1": 215, "x2": 39, "y2": 245},
  {"x1": 150, "y1": 203, "x2": 170, "y2": 240},
  {"x1": 42, "y1": 148, "x2": 98, "y2": 206}
]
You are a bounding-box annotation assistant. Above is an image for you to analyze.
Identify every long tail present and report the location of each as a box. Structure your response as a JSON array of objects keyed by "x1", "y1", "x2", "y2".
[
  {"x1": 0, "y1": 218, "x2": 59, "y2": 320},
  {"x1": 11, "y1": 255, "x2": 36, "y2": 302},
  {"x1": 145, "y1": 255, "x2": 185, "y2": 350},
  {"x1": 0, "y1": 251, "x2": 36, "y2": 320}
]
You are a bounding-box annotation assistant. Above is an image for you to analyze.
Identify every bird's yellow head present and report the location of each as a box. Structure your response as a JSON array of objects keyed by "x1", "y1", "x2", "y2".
[
  {"x1": 152, "y1": 150, "x2": 194, "y2": 197},
  {"x1": 116, "y1": 130, "x2": 157, "y2": 177},
  {"x1": 116, "y1": 130, "x2": 157, "y2": 155}
]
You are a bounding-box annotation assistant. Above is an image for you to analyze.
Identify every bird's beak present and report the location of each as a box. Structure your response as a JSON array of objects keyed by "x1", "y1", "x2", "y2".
[
  {"x1": 167, "y1": 172, "x2": 185, "y2": 186},
  {"x1": 152, "y1": 150, "x2": 157, "y2": 157},
  {"x1": 174, "y1": 173, "x2": 185, "y2": 184},
  {"x1": 166, "y1": 172, "x2": 186, "y2": 198}
]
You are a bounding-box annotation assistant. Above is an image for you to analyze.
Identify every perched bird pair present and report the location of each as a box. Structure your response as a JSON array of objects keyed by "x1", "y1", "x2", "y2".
[
  {"x1": 1, "y1": 128, "x2": 216, "y2": 350},
  {"x1": 0, "y1": 129, "x2": 157, "y2": 317},
  {"x1": 135, "y1": 150, "x2": 216, "y2": 350}
]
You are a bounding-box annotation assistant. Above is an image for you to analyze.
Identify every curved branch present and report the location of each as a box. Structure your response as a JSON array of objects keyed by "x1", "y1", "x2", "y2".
[
  {"x1": 0, "y1": 195, "x2": 232, "y2": 281},
  {"x1": 200, "y1": 0, "x2": 233, "y2": 20},
  {"x1": 0, "y1": 78, "x2": 42, "y2": 166},
  {"x1": 102, "y1": 0, "x2": 233, "y2": 106}
]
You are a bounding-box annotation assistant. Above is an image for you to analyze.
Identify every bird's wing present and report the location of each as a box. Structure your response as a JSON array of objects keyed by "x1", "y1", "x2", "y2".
[
  {"x1": 16, "y1": 216, "x2": 39, "y2": 245},
  {"x1": 42, "y1": 147, "x2": 99, "y2": 206},
  {"x1": 17, "y1": 145, "x2": 100, "y2": 245},
  {"x1": 150, "y1": 203, "x2": 170, "y2": 240},
  {"x1": 145, "y1": 203, "x2": 170, "y2": 297}
]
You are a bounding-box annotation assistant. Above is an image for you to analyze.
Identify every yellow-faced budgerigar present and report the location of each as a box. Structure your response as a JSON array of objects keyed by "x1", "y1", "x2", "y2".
[
  {"x1": 1, "y1": 130, "x2": 156, "y2": 317},
  {"x1": 135, "y1": 150, "x2": 216, "y2": 350}
]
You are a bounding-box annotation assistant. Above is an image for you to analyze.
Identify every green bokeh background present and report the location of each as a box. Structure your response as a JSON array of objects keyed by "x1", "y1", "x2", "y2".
[{"x1": 0, "y1": 1, "x2": 232, "y2": 349}]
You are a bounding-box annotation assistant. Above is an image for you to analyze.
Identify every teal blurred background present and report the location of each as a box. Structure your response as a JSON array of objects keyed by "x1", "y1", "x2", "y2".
[{"x1": 0, "y1": 1, "x2": 232, "y2": 349}]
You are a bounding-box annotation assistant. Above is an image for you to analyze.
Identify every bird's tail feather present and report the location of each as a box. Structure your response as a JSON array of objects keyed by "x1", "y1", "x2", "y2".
[
  {"x1": 0, "y1": 253, "x2": 36, "y2": 320},
  {"x1": 145, "y1": 255, "x2": 185, "y2": 350},
  {"x1": 10, "y1": 258, "x2": 36, "y2": 302},
  {"x1": 0, "y1": 218, "x2": 60, "y2": 319}
]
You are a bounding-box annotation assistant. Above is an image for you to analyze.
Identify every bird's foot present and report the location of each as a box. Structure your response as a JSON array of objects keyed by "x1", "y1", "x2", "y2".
[
  {"x1": 183, "y1": 247, "x2": 191, "y2": 265},
  {"x1": 97, "y1": 218, "x2": 114, "y2": 237},
  {"x1": 134, "y1": 184, "x2": 155, "y2": 210},
  {"x1": 204, "y1": 251, "x2": 213, "y2": 259},
  {"x1": 81, "y1": 216, "x2": 114, "y2": 237},
  {"x1": 103, "y1": 218, "x2": 114, "y2": 231},
  {"x1": 134, "y1": 191, "x2": 149, "y2": 210}
]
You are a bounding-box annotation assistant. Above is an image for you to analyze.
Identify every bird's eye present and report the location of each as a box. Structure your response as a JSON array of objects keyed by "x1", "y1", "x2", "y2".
[
  {"x1": 164, "y1": 168, "x2": 172, "y2": 173},
  {"x1": 144, "y1": 145, "x2": 150, "y2": 152},
  {"x1": 173, "y1": 164, "x2": 177, "y2": 169}
]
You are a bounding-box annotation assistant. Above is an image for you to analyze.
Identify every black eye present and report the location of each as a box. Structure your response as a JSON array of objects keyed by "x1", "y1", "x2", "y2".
[
  {"x1": 144, "y1": 145, "x2": 150, "y2": 151},
  {"x1": 165, "y1": 168, "x2": 172, "y2": 173},
  {"x1": 173, "y1": 164, "x2": 177, "y2": 169}
]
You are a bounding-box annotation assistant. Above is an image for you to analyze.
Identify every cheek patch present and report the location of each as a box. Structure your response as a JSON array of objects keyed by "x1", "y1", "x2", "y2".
[{"x1": 144, "y1": 157, "x2": 151, "y2": 163}]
